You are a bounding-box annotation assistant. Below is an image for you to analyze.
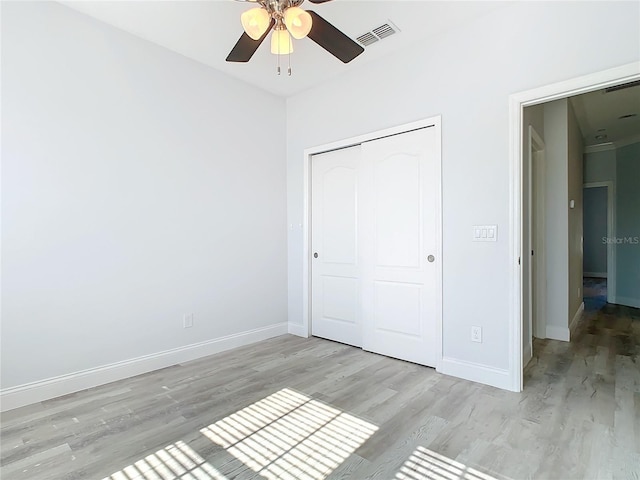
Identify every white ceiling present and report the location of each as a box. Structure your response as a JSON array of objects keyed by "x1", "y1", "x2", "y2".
[
  {"x1": 571, "y1": 84, "x2": 640, "y2": 148},
  {"x1": 61, "y1": 0, "x2": 508, "y2": 97}
]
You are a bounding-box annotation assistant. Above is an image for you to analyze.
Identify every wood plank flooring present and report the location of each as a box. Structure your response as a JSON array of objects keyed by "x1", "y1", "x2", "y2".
[{"x1": 1, "y1": 301, "x2": 638, "y2": 480}]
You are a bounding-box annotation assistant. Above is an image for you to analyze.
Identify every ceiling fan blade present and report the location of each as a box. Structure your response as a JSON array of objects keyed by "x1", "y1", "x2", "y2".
[
  {"x1": 307, "y1": 0, "x2": 335, "y2": 3},
  {"x1": 306, "y1": 11, "x2": 364, "y2": 63},
  {"x1": 226, "y1": 19, "x2": 275, "y2": 62}
]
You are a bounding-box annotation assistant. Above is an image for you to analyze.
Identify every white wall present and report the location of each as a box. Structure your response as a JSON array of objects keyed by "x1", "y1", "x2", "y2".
[
  {"x1": 1, "y1": 3, "x2": 287, "y2": 390},
  {"x1": 286, "y1": 1, "x2": 639, "y2": 384},
  {"x1": 524, "y1": 105, "x2": 545, "y2": 147},
  {"x1": 538, "y1": 98, "x2": 583, "y2": 340},
  {"x1": 543, "y1": 99, "x2": 570, "y2": 340},
  {"x1": 567, "y1": 101, "x2": 584, "y2": 322}
]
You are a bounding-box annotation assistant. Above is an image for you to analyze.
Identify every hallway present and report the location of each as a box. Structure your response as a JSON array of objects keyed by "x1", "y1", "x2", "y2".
[{"x1": 526, "y1": 278, "x2": 639, "y2": 476}]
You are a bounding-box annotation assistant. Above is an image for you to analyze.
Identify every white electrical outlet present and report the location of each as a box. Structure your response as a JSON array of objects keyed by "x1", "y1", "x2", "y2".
[
  {"x1": 183, "y1": 313, "x2": 194, "y2": 328},
  {"x1": 471, "y1": 326, "x2": 482, "y2": 343}
]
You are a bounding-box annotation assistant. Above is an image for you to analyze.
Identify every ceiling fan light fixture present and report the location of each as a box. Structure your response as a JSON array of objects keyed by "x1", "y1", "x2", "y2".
[
  {"x1": 271, "y1": 27, "x2": 293, "y2": 55},
  {"x1": 284, "y1": 7, "x2": 312, "y2": 39},
  {"x1": 241, "y1": 7, "x2": 270, "y2": 40}
]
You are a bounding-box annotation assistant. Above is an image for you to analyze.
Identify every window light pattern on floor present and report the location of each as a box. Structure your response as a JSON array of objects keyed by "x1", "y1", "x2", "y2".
[
  {"x1": 104, "y1": 440, "x2": 227, "y2": 480},
  {"x1": 395, "y1": 447, "x2": 500, "y2": 480},
  {"x1": 200, "y1": 388, "x2": 378, "y2": 480}
]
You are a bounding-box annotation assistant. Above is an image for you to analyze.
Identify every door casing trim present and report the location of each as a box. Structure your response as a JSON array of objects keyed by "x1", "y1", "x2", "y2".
[{"x1": 509, "y1": 62, "x2": 640, "y2": 392}]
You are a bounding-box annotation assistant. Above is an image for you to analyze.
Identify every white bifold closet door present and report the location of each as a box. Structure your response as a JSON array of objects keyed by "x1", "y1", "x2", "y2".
[{"x1": 311, "y1": 127, "x2": 439, "y2": 367}]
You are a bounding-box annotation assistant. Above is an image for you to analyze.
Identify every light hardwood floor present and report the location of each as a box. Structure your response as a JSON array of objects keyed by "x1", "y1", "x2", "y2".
[{"x1": 1, "y1": 302, "x2": 639, "y2": 480}]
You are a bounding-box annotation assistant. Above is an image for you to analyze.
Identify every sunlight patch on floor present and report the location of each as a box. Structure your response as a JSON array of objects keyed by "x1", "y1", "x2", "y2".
[
  {"x1": 104, "y1": 440, "x2": 227, "y2": 480},
  {"x1": 200, "y1": 388, "x2": 378, "y2": 480},
  {"x1": 395, "y1": 447, "x2": 500, "y2": 480}
]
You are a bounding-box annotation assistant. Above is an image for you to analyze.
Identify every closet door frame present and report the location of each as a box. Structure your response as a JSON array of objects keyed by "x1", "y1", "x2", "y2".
[{"x1": 300, "y1": 116, "x2": 443, "y2": 371}]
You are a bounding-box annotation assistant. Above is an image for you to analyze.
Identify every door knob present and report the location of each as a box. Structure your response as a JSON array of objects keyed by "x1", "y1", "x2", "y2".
[
  {"x1": 314, "y1": 252, "x2": 319, "y2": 258},
  {"x1": 427, "y1": 255, "x2": 435, "y2": 263}
]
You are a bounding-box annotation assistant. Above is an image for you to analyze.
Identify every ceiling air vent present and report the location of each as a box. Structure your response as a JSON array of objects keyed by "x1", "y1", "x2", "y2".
[
  {"x1": 604, "y1": 80, "x2": 640, "y2": 93},
  {"x1": 357, "y1": 32, "x2": 379, "y2": 47},
  {"x1": 372, "y1": 23, "x2": 396, "y2": 40},
  {"x1": 356, "y1": 21, "x2": 400, "y2": 48}
]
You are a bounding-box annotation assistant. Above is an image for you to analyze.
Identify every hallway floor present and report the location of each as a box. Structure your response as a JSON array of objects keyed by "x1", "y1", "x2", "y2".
[
  {"x1": 528, "y1": 277, "x2": 639, "y2": 478},
  {"x1": 583, "y1": 276, "x2": 608, "y2": 312}
]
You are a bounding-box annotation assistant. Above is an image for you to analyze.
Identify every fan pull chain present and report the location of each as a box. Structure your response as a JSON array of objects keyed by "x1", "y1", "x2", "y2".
[
  {"x1": 288, "y1": 49, "x2": 292, "y2": 76},
  {"x1": 276, "y1": 30, "x2": 281, "y2": 75}
]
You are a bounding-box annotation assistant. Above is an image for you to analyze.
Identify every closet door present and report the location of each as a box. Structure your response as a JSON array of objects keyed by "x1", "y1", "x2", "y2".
[
  {"x1": 311, "y1": 146, "x2": 362, "y2": 347},
  {"x1": 361, "y1": 127, "x2": 440, "y2": 367}
]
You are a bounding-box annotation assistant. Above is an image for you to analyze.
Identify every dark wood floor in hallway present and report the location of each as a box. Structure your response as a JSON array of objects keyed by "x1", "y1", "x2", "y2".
[{"x1": 1, "y1": 301, "x2": 639, "y2": 480}]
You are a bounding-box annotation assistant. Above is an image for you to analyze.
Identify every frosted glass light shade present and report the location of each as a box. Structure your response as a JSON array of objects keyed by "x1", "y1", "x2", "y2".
[
  {"x1": 284, "y1": 7, "x2": 312, "y2": 39},
  {"x1": 271, "y1": 28, "x2": 293, "y2": 55},
  {"x1": 241, "y1": 7, "x2": 270, "y2": 40}
]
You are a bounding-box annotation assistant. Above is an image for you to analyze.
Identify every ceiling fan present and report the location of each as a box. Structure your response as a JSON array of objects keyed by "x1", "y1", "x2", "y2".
[{"x1": 227, "y1": 0, "x2": 364, "y2": 70}]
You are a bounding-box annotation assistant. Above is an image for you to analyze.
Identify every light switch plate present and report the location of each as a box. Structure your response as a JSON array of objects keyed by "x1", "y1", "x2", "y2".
[{"x1": 473, "y1": 225, "x2": 498, "y2": 242}]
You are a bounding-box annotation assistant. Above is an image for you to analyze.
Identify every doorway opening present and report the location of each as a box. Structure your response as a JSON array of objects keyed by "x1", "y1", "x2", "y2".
[
  {"x1": 583, "y1": 277, "x2": 607, "y2": 311},
  {"x1": 583, "y1": 182, "x2": 615, "y2": 312},
  {"x1": 510, "y1": 63, "x2": 640, "y2": 392}
]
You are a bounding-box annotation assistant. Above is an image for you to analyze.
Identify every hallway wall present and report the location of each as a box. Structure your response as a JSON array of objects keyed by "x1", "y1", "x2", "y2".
[
  {"x1": 615, "y1": 142, "x2": 640, "y2": 308},
  {"x1": 584, "y1": 141, "x2": 640, "y2": 308}
]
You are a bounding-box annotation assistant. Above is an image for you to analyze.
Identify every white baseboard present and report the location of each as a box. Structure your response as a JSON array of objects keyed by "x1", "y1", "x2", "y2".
[
  {"x1": 0, "y1": 322, "x2": 288, "y2": 412},
  {"x1": 288, "y1": 323, "x2": 309, "y2": 338},
  {"x1": 438, "y1": 357, "x2": 512, "y2": 391},
  {"x1": 584, "y1": 272, "x2": 607, "y2": 278},
  {"x1": 546, "y1": 304, "x2": 584, "y2": 342},
  {"x1": 546, "y1": 325, "x2": 570, "y2": 342},
  {"x1": 523, "y1": 343, "x2": 533, "y2": 368},
  {"x1": 534, "y1": 327, "x2": 546, "y2": 340},
  {"x1": 569, "y1": 302, "x2": 585, "y2": 339},
  {"x1": 614, "y1": 296, "x2": 640, "y2": 309}
]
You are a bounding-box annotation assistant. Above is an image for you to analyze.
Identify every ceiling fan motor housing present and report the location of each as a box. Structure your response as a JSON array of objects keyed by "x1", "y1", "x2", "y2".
[{"x1": 263, "y1": 0, "x2": 306, "y2": 19}]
